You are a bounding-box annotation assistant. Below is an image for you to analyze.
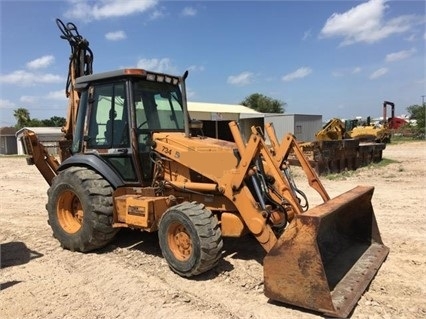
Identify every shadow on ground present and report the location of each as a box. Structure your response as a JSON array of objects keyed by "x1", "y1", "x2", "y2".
[{"x1": 1, "y1": 241, "x2": 43, "y2": 291}]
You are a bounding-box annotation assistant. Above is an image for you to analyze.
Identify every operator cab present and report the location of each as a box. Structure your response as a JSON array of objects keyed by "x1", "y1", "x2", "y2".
[{"x1": 71, "y1": 69, "x2": 185, "y2": 185}]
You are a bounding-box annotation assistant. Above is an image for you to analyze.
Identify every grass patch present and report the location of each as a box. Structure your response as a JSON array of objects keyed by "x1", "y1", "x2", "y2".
[
  {"x1": 325, "y1": 170, "x2": 355, "y2": 181},
  {"x1": 324, "y1": 157, "x2": 400, "y2": 180},
  {"x1": 390, "y1": 136, "x2": 424, "y2": 144},
  {"x1": 372, "y1": 157, "x2": 400, "y2": 167}
]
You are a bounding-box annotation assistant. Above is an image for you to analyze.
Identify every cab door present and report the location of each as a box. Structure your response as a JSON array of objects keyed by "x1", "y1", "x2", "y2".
[{"x1": 85, "y1": 81, "x2": 138, "y2": 183}]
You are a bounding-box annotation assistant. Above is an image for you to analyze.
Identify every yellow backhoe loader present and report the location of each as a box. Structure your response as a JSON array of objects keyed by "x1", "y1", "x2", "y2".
[{"x1": 20, "y1": 19, "x2": 389, "y2": 318}]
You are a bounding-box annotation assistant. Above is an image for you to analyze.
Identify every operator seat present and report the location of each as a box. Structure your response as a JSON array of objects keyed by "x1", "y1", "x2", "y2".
[{"x1": 105, "y1": 119, "x2": 127, "y2": 146}]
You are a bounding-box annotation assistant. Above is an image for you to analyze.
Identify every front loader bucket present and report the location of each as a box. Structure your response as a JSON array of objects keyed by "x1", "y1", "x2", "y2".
[{"x1": 264, "y1": 186, "x2": 389, "y2": 318}]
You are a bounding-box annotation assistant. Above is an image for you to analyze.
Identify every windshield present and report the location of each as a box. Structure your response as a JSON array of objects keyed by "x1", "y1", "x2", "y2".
[{"x1": 133, "y1": 80, "x2": 184, "y2": 131}]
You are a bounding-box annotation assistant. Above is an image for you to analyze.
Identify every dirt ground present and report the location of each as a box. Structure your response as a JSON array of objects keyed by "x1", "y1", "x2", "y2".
[{"x1": 1, "y1": 141, "x2": 425, "y2": 319}]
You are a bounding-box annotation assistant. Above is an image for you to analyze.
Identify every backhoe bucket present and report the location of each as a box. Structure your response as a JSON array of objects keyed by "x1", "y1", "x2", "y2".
[{"x1": 264, "y1": 186, "x2": 389, "y2": 318}]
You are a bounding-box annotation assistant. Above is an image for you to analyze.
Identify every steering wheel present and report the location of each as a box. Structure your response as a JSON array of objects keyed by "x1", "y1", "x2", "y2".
[{"x1": 138, "y1": 121, "x2": 148, "y2": 129}]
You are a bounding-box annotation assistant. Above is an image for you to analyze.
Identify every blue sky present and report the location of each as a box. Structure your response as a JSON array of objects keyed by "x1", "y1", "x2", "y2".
[{"x1": 0, "y1": 0, "x2": 425, "y2": 127}]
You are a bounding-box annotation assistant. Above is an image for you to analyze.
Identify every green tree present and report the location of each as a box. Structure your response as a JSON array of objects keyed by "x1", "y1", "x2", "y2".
[
  {"x1": 13, "y1": 108, "x2": 66, "y2": 128},
  {"x1": 28, "y1": 118, "x2": 43, "y2": 127},
  {"x1": 13, "y1": 107, "x2": 31, "y2": 129},
  {"x1": 241, "y1": 93, "x2": 286, "y2": 113},
  {"x1": 42, "y1": 116, "x2": 66, "y2": 127},
  {"x1": 406, "y1": 104, "x2": 425, "y2": 137}
]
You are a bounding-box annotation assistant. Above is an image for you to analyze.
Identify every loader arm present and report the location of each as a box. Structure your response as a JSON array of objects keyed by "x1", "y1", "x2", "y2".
[
  {"x1": 216, "y1": 122, "x2": 331, "y2": 252},
  {"x1": 227, "y1": 122, "x2": 306, "y2": 215},
  {"x1": 264, "y1": 122, "x2": 330, "y2": 202}
]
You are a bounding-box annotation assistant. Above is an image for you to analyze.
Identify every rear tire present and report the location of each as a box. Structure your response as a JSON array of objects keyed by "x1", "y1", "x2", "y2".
[
  {"x1": 158, "y1": 202, "x2": 223, "y2": 277},
  {"x1": 46, "y1": 166, "x2": 118, "y2": 252}
]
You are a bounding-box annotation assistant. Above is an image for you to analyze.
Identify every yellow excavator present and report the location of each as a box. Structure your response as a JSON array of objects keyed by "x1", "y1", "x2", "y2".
[
  {"x1": 315, "y1": 114, "x2": 392, "y2": 143},
  {"x1": 20, "y1": 19, "x2": 389, "y2": 318},
  {"x1": 315, "y1": 118, "x2": 350, "y2": 141}
]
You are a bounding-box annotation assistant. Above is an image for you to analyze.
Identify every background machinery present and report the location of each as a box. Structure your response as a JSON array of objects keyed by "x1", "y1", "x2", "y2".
[
  {"x1": 344, "y1": 101, "x2": 407, "y2": 144},
  {"x1": 19, "y1": 20, "x2": 389, "y2": 318},
  {"x1": 298, "y1": 108, "x2": 394, "y2": 175},
  {"x1": 350, "y1": 101, "x2": 396, "y2": 143}
]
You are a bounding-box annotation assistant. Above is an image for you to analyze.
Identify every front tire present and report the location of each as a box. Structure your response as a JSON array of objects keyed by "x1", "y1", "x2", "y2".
[
  {"x1": 46, "y1": 166, "x2": 118, "y2": 252},
  {"x1": 158, "y1": 202, "x2": 223, "y2": 277}
]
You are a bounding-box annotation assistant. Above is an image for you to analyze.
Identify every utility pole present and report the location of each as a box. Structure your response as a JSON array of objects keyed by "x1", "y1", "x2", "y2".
[{"x1": 422, "y1": 95, "x2": 425, "y2": 106}]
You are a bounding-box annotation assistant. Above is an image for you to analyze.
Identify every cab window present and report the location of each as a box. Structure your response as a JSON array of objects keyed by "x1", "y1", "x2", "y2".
[{"x1": 87, "y1": 83, "x2": 128, "y2": 148}]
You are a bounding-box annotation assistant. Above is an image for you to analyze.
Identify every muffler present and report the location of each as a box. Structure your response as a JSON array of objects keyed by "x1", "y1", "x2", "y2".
[{"x1": 263, "y1": 185, "x2": 389, "y2": 318}]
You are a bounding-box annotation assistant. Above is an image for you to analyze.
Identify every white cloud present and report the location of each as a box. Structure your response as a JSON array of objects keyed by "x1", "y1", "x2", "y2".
[
  {"x1": 369, "y1": 67, "x2": 388, "y2": 79},
  {"x1": 181, "y1": 7, "x2": 197, "y2": 17},
  {"x1": 149, "y1": 9, "x2": 166, "y2": 21},
  {"x1": 332, "y1": 70, "x2": 343, "y2": 77},
  {"x1": 20, "y1": 95, "x2": 39, "y2": 104},
  {"x1": 332, "y1": 66, "x2": 361, "y2": 77},
  {"x1": 17, "y1": 90, "x2": 67, "y2": 107},
  {"x1": 385, "y1": 48, "x2": 416, "y2": 62},
  {"x1": 26, "y1": 55, "x2": 55, "y2": 70},
  {"x1": 404, "y1": 34, "x2": 416, "y2": 42},
  {"x1": 0, "y1": 99, "x2": 15, "y2": 109},
  {"x1": 282, "y1": 67, "x2": 312, "y2": 82},
  {"x1": 0, "y1": 70, "x2": 63, "y2": 86},
  {"x1": 46, "y1": 90, "x2": 68, "y2": 101},
  {"x1": 65, "y1": 0, "x2": 158, "y2": 21},
  {"x1": 136, "y1": 58, "x2": 177, "y2": 74},
  {"x1": 320, "y1": 0, "x2": 421, "y2": 46},
  {"x1": 187, "y1": 65, "x2": 205, "y2": 72},
  {"x1": 302, "y1": 29, "x2": 312, "y2": 41},
  {"x1": 105, "y1": 31, "x2": 126, "y2": 41},
  {"x1": 227, "y1": 72, "x2": 254, "y2": 86},
  {"x1": 352, "y1": 67, "x2": 362, "y2": 74},
  {"x1": 185, "y1": 87, "x2": 196, "y2": 100}
]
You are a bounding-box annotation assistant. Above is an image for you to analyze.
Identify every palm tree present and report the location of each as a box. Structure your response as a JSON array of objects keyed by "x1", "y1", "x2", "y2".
[{"x1": 13, "y1": 107, "x2": 31, "y2": 128}]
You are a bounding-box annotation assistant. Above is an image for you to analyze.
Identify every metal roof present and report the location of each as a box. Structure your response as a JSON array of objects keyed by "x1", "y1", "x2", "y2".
[
  {"x1": 15, "y1": 127, "x2": 63, "y2": 138},
  {"x1": 187, "y1": 102, "x2": 261, "y2": 115},
  {"x1": 0, "y1": 127, "x2": 17, "y2": 135}
]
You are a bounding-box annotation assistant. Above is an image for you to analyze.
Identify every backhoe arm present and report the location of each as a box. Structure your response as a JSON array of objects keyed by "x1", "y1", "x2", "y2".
[
  {"x1": 21, "y1": 19, "x2": 93, "y2": 181},
  {"x1": 56, "y1": 18, "x2": 93, "y2": 140},
  {"x1": 20, "y1": 129, "x2": 60, "y2": 185}
]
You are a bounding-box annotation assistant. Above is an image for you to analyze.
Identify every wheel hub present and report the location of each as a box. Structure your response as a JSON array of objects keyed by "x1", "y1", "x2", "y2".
[
  {"x1": 57, "y1": 190, "x2": 83, "y2": 234},
  {"x1": 168, "y1": 223, "x2": 192, "y2": 261}
]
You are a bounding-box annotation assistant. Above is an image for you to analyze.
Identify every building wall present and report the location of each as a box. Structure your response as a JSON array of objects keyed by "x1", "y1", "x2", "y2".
[
  {"x1": 200, "y1": 114, "x2": 321, "y2": 144},
  {"x1": 264, "y1": 114, "x2": 322, "y2": 142},
  {"x1": 0, "y1": 127, "x2": 18, "y2": 155},
  {"x1": 0, "y1": 135, "x2": 18, "y2": 154},
  {"x1": 199, "y1": 117, "x2": 264, "y2": 142},
  {"x1": 239, "y1": 117, "x2": 265, "y2": 142},
  {"x1": 294, "y1": 114, "x2": 323, "y2": 141}
]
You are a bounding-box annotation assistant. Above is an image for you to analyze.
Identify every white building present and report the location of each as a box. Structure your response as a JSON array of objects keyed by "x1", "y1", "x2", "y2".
[
  {"x1": 188, "y1": 102, "x2": 322, "y2": 142},
  {"x1": 15, "y1": 127, "x2": 64, "y2": 155}
]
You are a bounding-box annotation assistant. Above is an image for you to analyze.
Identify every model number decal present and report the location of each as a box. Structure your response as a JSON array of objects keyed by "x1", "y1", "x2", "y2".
[
  {"x1": 161, "y1": 146, "x2": 180, "y2": 159},
  {"x1": 162, "y1": 146, "x2": 172, "y2": 155}
]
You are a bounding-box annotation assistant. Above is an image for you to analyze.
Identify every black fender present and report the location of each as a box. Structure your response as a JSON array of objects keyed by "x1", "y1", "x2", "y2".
[{"x1": 58, "y1": 154, "x2": 125, "y2": 189}]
